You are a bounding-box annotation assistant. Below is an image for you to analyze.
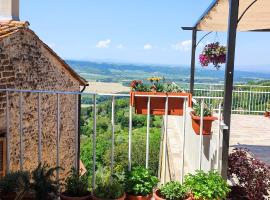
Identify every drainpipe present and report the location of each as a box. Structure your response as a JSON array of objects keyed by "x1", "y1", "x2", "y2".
[{"x1": 77, "y1": 84, "x2": 88, "y2": 172}]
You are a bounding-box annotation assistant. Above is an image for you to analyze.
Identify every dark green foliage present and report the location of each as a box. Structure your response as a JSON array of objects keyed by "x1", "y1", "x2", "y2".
[
  {"x1": 193, "y1": 102, "x2": 212, "y2": 117},
  {"x1": 160, "y1": 181, "x2": 186, "y2": 200},
  {"x1": 64, "y1": 168, "x2": 89, "y2": 197},
  {"x1": 125, "y1": 166, "x2": 158, "y2": 196},
  {"x1": 94, "y1": 167, "x2": 125, "y2": 199},
  {"x1": 184, "y1": 170, "x2": 230, "y2": 200},
  {"x1": 80, "y1": 98, "x2": 162, "y2": 178},
  {"x1": 0, "y1": 171, "x2": 30, "y2": 193},
  {"x1": 31, "y1": 163, "x2": 60, "y2": 200}
]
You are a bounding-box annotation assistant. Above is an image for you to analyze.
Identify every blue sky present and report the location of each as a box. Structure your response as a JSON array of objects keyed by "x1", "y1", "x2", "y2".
[{"x1": 21, "y1": 0, "x2": 270, "y2": 71}]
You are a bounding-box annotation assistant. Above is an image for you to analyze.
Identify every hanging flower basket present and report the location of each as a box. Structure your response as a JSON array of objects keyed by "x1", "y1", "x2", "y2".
[
  {"x1": 199, "y1": 42, "x2": 226, "y2": 69},
  {"x1": 130, "y1": 78, "x2": 192, "y2": 116}
]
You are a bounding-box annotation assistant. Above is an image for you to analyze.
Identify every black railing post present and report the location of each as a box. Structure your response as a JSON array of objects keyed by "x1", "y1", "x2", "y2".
[
  {"x1": 190, "y1": 29, "x2": 197, "y2": 95},
  {"x1": 222, "y1": 0, "x2": 239, "y2": 178}
]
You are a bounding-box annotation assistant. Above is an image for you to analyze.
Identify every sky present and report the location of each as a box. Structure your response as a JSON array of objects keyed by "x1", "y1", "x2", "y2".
[{"x1": 20, "y1": 0, "x2": 270, "y2": 72}]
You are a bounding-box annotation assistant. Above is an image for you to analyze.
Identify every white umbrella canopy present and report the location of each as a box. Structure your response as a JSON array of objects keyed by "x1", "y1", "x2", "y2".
[{"x1": 196, "y1": 0, "x2": 270, "y2": 32}]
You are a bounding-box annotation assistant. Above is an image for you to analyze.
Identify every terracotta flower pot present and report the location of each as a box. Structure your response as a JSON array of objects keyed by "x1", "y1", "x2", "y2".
[
  {"x1": 190, "y1": 112, "x2": 217, "y2": 135},
  {"x1": 127, "y1": 193, "x2": 152, "y2": 200},
  {"x1": 92, "y1": 193, "x2": 126, "y2": 200},
  {"x1": 264, "y1": 111, "x2": 270, "y2": 117},
  {"x1": 153, "y1": 190, "x2": 165, "y2": 200},
  {"x1": 60, "y1": 192, "x2": 92, "y2": 200},
  {"x1": 130, "y1": 92, "x2": 192, "y2": 116}
]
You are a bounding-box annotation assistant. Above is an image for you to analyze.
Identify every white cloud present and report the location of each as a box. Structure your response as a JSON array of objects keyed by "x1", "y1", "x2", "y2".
[
  {"x1": 96, "y1": 39, "x2": 111, "y2": 48},
  {"x1": 116, "y1": 44, "x2": 124, "y2": 49},
  {"x1": 171, "y1": 40, "x2": 192, "y2": 51},
  {"x1": 143, "y1": 44, "x2": 153, "y2": 50}
]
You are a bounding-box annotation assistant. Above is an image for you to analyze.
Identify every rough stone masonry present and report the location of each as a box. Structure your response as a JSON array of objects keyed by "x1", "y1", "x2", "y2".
[{"x1": 0, "y1": 21, "x2": 87, "y2": 178}]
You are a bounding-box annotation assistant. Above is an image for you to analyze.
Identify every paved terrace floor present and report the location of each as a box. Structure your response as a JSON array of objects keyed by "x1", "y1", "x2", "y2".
[{"x1": 167, "y1": 114, "x2": 270, "y2": 181}]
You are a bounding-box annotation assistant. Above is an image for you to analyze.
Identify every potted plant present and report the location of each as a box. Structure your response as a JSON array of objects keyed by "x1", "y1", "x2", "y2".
[
  {"x1": 184, "y1": 170, "x2": 230, "y2": 200},
  {"x1": 264, "y1": 101, "x2": 270, "y2": 117},
  {"x1": 92, "y1": 167, "x2": 125, "y2": 200},
  {"x1": 30, "y1": 163, "x2": 61, "y2": 200},
  {"x1": 153, "y1": 181, "x2": 186, "y2": 200},
  {"x1": 0, "y1": 170, "x2": 31, "y2": 200},
  {"x1": 228, "y1": 148, "x2": 270, "y2": 199},
  {"x1": 125, "y1": 166, "x2": 158, "y2": 200},
  {"x1": 130, "y1": 78, "x2": 192, "y2": 116},
  {"x1": 190, "y1": 103, "x2": 217, "y2": 135},
  {"x1": 60, "y1": 168, "x2": 91, "y2": 200},
  {"x1": 199, "y1": 42, "x2": 226, "y2": 69}
]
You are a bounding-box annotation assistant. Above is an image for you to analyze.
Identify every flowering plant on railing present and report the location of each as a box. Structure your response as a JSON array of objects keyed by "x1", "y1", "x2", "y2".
[
  {"x1": 130, "y1": 78, "x2": 191, "y2": 116},
  {"x1": 190, "y1": 102, "x2": 217, "y2": 135},
  {"x1": 199, "y1": 42, "x2": 226, "y2": 69},
  {"x1": 130, "y1": 77, "x2": 183, "y2": 93}
]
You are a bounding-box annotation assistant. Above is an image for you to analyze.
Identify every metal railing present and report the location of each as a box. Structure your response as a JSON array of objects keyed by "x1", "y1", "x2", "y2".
[
  {"x1": 0, "y1": 88, "x2": 224, "y2": 187},
  {"x1": 184, "y1": 87, "x2": 270, "y2": 114}
]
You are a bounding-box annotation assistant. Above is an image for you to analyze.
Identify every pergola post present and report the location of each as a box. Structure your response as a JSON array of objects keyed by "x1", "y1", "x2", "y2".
[
  {"x1": 221, "y1": 0, "x2": 239, "y2": 178},
  {"x1": 190, "y1": 29, "x2": 197, "y2": 94}
]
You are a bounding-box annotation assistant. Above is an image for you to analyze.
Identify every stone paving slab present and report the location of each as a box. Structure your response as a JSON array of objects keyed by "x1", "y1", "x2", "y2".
[{"x1": 229, "y1": 114, "x2": 270, "y2": 165}]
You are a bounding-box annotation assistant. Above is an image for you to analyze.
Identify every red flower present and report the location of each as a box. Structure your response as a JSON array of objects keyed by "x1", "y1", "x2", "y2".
[{"x1": 130, "y1": 80, "x2": 142, "y2": 88}]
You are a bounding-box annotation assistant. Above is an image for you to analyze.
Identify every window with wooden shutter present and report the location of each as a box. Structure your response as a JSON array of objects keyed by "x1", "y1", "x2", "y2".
[{"x1": 0, "y1": 137, "x2": 6, "y2": 177}]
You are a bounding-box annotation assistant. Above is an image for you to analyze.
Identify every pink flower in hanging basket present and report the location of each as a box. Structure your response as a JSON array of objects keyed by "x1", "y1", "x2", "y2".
[{"x1": 199, "y1": 42, "x2": 226, "y2": 69}]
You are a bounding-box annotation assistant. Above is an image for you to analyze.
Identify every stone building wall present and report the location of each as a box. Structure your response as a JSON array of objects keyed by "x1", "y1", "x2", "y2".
[{"x1": 0, "y1": 30, "x2": 81, "y2": 178}]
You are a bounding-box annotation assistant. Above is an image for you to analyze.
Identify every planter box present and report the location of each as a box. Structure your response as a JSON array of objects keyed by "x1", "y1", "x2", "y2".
[
  {"x1": 190, "y1": 112, "x2": 217, "y2": 135},
  {"x1": 130, "y1": 92, "x2": 192, "y2": 116}
]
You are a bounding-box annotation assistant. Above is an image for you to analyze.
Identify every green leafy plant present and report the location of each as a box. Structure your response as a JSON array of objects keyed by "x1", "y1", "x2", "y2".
[
  {"x1": 94, "y1": 167, "x2": 125, "y2": 199},
  {"x1": 63, "y1": 167, "x2": 90, "y2": 197},
  {"x1": 184, "y1": 170, "x2": 230, "y2": 200},
  {"x1": 125, "y1": 166, "x2": 158, "y2": 196},
  {"x1": 193, "y1": 103, "x2": 212, "y2": 117},
  {"x1": 0, "y1": 170, "x2": 30, "y2": 200},
  {"x1": 159, "y1": 181, "x2": 186, "y2": 200},
  {"x1": 0, "y1": 171, "x2": 30, "y2": 194},
  {"x1": 130, "y1": 78, "x2": 183, "y2": 93},
  {"x1": 31, "y1": 163, "x2": 61, "y2": 200}
]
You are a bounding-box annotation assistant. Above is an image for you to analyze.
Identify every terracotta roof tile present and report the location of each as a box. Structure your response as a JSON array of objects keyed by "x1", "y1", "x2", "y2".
[{"x1": 0, "y1": 21, "x2": 29, "y2": 38}]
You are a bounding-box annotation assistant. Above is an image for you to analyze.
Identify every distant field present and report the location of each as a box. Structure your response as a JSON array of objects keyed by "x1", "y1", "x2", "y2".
[
  {"x1": 85, "y1": 81, "x2": 130, "y2": 93},
  {"x1": 67, "y1": 60, "x2": 270, "y2": 84}
]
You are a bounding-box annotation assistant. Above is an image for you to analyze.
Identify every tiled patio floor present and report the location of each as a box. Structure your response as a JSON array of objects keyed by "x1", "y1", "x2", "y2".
[{"x1": 229, "y1": 114, "x2": 270, "y2": 164}]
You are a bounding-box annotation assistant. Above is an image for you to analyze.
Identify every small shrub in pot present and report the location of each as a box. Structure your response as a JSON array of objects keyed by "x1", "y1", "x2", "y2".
[
  {"x1": 184, "y1": 170, "x2": 230, "y2": 200},
  {"x1": 93, "y1": 167, "x2": 125, "y2": 200},
  {"x1": 31, "y1": 163, "x2": 61, "y2": 200},
  {"x1": 190, "y1": 103, "x2": 217, "y2": 135},
  {"x1": 125, "y1": 166, "x2": 158, "y2": 200},
  {"x1": 0, "y1": 171, "x2": 30, "y2": 200},
  {"x1": 60, "y1": 168, "x2": 91, "y2": 200},
  {"x1": 154, "y1": 181, "x2": 186, "y2": 200}
]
